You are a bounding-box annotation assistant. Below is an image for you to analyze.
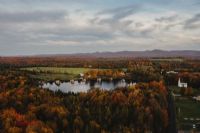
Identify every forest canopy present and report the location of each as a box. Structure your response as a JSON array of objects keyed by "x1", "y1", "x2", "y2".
[{"x1": 0, "y1": 71, "x2": 169, "y2": 133}]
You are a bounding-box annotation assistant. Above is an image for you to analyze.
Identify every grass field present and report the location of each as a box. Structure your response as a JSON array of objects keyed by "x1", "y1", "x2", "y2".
[
  {"x1": 176, "y1": 97, "x2": 200, "y2": 118},
  {"x1": 169, "y1": 86, "x2": 200, "y2": 130},
  {"x1": 21, "y1": 67, "x2": 91, "y2": 74},
  {"x1": 29, "y1": 73, "x2": 75, "y2": 81},
  {"x1": 20, "y1": 67, "x2": 112, "y2": 81},
  {"x1": 20, "y1": 67, "x2": 93, "y2": 81},
  {"x1": 175, "y1": 97, "x2": 200, "y2": 130}
]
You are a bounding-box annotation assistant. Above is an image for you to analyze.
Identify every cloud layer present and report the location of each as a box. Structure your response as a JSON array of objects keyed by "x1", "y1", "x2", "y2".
[{"x1": 0, "y1": 0, "x2": 200, "y2": 55}]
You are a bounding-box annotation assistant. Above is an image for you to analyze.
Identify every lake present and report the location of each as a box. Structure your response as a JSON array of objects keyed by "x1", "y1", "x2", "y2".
[{"x1": 41, "y1": 80, "x2": 136, "y2": 93}]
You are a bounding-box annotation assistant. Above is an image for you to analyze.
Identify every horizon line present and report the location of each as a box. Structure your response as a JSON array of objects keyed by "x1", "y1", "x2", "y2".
[{"x1": 0, "y1": 49, "x2": 200, "y2": 57}]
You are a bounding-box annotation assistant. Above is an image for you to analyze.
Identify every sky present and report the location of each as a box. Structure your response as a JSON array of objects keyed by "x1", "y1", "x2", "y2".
[{"x1": 0, "y1": 0, "x2": 200, "y2": 55}]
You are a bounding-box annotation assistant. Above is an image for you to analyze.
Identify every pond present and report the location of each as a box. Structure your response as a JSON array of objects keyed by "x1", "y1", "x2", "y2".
[{"x1": 41, "y1": 80, "x2": 136, "y2": 93}]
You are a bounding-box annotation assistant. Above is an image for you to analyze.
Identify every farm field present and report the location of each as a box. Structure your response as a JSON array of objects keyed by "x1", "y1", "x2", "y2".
[
  {"x1": 20, "y1": 67, "x2": 92, "y2": 74},
  {"x1": 20, "y1": 67, "x2": 112, "y2": 81},
  {"x1": 29, "y1": 73, "x2": 75, "y2": 81},
  {"x1": 20, "y1": 67, "x2": 92, "y2": 81}
]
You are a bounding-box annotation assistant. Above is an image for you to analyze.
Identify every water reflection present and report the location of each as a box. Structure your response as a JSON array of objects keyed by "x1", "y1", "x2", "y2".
[{"x1": 42, "y1": 80, "x2": 135, "y2": 93}]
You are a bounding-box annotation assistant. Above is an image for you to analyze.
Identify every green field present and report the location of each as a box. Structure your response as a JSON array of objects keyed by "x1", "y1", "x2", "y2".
[
  {"x1": 170, "y1": 85, "x2": 200, "y2": 130},
  {"x1": 21, "y1": 67, "x2": 91, "y2": 74},
  {"x1": 176, "y1": 97, "x2": 200, "y2": 118},
  {"x1": 20, "y1": 67, "x2": 94, "y2": 81},
  {"x1": 175, "y1": 97, "x2": 200, "y2": 130},
  {"x1": 20, "y1": 67, "x2": 112, "y2": 81},
  {"x1": 29, "y1": 73, "x2": 75, "y2": 81}
]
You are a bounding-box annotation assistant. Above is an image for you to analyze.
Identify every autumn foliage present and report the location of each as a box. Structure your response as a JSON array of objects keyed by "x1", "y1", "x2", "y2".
[{"x1": 0, "y1": 72, "x2": 169, "y2": 133}]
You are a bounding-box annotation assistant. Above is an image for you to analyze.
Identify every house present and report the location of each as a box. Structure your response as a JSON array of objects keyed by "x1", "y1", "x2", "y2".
[
  {"x1": 166, "y1": 71, "x2": 178, "y2": 74},
  {"x1": 178, "y1": 78, "x2": 188, "y2": 88}
]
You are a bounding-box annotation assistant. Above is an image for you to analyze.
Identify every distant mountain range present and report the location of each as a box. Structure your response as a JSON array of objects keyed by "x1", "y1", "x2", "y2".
[
  {"x1": 1, "y1": 50, "x2": 200, "y2": 59},
  {"x1": 35, "y1": 50, "x2": 200, "y2": 59}
]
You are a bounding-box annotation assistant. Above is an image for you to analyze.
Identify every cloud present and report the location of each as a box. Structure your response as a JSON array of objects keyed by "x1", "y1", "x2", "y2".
[
  {"x1": 154, "y1": 14, "x2": 183, "y2": 30},
  {"x1": 0, "y1": 1, "x2": 200, "y2": 55},
  {"x1": 184, "y1": 13, "x2": 200, "y2": 29},
  {"x1": 155, "y1": 15, "x2": 178, "y2": 22},
  {"x1": 89, "y1": 5, "x2": 143, "y2": 37},
  {"x1": 97, "y1": 4, "x2": 141, "y2": 21},
  {"x1": 0, "y1": 10, "x2": 67, "y2": 23}
]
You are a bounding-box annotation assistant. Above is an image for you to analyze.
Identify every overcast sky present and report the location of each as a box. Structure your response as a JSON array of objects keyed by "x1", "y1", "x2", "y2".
[{"x1": 0, "y1": 0, "x2": 200, "y2": 55}]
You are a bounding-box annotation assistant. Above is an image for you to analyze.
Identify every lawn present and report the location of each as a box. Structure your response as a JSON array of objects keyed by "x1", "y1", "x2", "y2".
[
  {"x1": 176, "y1": 97, "x2": 200, "y2": 118},
  {"x1": 170, "y1": 85, "x2": 200, "y2": 130},
  {"x1": 175, "y1": 97, "x2": 200, "y2": 130}
]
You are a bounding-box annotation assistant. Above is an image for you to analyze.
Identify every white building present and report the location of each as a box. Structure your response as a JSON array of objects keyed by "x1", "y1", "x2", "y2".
[
  {"x1": 178, "y1": 78, "x2": 188, "y2": 88},
  {"x1": 166, "y1": 71, "x2": 178, "y2": 74},
  {"x1": 127, "y1": 82, "x2": 136, "y2": 87}
]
